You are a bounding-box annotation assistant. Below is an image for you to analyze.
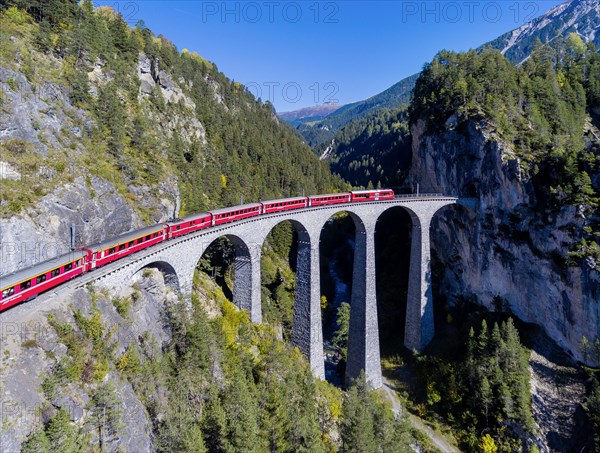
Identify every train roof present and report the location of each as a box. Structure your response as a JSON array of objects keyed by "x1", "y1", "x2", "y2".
[
  {"x1": 209, "y1": 203, "x2": 262, "y2": 216},
  {"x1": 262, "y1": 197, "x2": 307, "y2": 204},
  {"x1": 309, "y1": 193, "x2": 350, "y2": 198},
  {"x1": 0, "y1": 250, "x2": 87, "y2": 290},
  {"x1": 350, "y1": 189, "x2": 393, "y2": 194},
  {"x1": 87, "y1": 224, "x2": 165, "y2": 252},
  {"x1": 167, "y1": 212, "x2": 211, "y2": 225}
]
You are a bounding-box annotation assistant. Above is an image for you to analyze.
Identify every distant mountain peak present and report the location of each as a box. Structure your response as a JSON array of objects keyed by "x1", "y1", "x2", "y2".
[{"x1": 277, "y1": 103, "x2": 344, "y2": 126}]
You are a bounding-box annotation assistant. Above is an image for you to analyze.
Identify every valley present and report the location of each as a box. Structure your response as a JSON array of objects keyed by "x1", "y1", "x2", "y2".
[{"x1": 0, "y1": 0, "x2": 599, "y2": 452}]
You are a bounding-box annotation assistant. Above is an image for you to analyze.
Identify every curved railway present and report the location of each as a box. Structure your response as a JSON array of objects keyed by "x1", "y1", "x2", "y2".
[{"x1": 0, "y1": 190, "x2": 450, "y2": 312}]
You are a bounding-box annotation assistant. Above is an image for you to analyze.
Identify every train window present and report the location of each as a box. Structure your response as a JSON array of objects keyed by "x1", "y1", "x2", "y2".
[
  {"x1": 109, "y1": 247, "x2": 115, "y2": 254},
  {"x1": 22, "y1": 280, "x2": 31, "y2": 290},
  {"x1": 65, "y1": 263, "x2": 73, "y2": 272},
  {"x1": 119, "y1": 244, "x2": 126, "y2": 251},
  {"x1": 37, "y1": 274, "x2": 47, "y2": 284},
  {"x1": 51, "y1": 268, "x2": 60, "y2": 278},
  {"x1": 2, "y1": 287, "x2": 14, "y2": 298},
  {"x1": 177, "y1": 226, "x2": 181, "y2": 230},
  {"x1": 129, "y1": 241, "x2": 134, "y2": 247},
  {"x1": 145, "y1": 235, "x2": 150, "y2": 241}
]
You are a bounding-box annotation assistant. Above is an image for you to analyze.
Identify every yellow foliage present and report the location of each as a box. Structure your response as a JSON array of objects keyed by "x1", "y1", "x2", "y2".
[
  {"x1": 220, "y1": 300, "x2": 249, "y2": 346},
  {"x1": 96, "y1": 6, "x2": 119, "y2": 19},
  {"x1": 480, "y1": 434, "x2": 498, "y2": 453},
  {"x1": 93, "y1": 358, "x2": 110, "y2": 382},
  {"x1": 320, "y1": 295, "x2": 328, "y2": 310},
  {"x1": 116, "y1": 351, "x2": 130, "y2": 371},
  {"x1": 220, "y1": 174, "x2": 227, "y2": 188},
  {"x1": 2, "y1": 6, "x2": 32, "y2": 25}
]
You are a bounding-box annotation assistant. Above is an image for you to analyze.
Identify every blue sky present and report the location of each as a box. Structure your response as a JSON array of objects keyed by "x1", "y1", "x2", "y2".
[{"x1": 94, "y1": 1, "x2": 565, "y2": 112}]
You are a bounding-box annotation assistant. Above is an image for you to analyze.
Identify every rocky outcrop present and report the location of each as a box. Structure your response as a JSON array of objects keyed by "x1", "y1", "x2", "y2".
[
  {"x1": 0, "y1": 269, "x2": 176, "y2": 452},
  {"x1": 408, "y1": 117, "x2": 600, "y2": 365},
  {"x1": 0, "y1": 67, "x2": 86, "y2": 154},
  {"x1": 0, "y1": 174, "x2": 179, "y2": 275}
]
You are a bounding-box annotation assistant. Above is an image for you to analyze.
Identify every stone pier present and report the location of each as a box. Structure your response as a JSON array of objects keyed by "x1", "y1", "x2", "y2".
[
  {"x1": 291, "y1": 226, "x2": 325, "y2": 379},
  {"x1": 345, "y1": 218, "x2": 382, "y2": 389}
]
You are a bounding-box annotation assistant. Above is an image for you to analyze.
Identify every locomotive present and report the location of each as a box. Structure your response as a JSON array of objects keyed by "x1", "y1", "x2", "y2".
[{"x1": 0, "y1": 189, "x2": 394, "y2": 311}]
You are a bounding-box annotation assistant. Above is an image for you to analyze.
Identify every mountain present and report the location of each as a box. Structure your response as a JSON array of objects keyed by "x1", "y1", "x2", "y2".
[
  {"x1": 295, "y1": 73, "x2": 419, "y2": 147},
  {"x1": 0, "y1": 1, "x2": 344, "y2": 275},
  {"x1": 298, "y1": 0, "x2": 600, "y2": 147},
  {"x1": 317, "y1": 107, "x2": 412, "y2": 189},
  {"x1": 487, "y1": 0, "x2": 600, "y2": 65},
  {"x1": 277, "y1": 102, "x2": 343, "y2": 127}
]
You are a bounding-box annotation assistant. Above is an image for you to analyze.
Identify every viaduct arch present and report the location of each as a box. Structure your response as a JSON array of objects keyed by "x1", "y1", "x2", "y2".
[{"x1": 85, "y1": 196, "x2": 458, "y2": 389}]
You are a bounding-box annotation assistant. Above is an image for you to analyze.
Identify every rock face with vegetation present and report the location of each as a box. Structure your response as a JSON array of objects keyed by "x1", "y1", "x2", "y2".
[
  {"x1": 0, "y1": 267, "x2": 424, "y2": 452},
  {"x1": 0, "y1": 0, "x2": 342, "y2": 275},
  {"x1": 407, "y1": 43, "x2": 600, "y2": 365}
]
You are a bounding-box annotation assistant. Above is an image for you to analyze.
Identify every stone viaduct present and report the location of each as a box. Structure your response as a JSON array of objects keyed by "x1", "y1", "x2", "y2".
[{"x1": 84, "y1": 196, "x2": 458, "y2": 389}]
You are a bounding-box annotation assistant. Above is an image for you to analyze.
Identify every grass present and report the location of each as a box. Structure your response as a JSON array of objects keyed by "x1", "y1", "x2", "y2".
[
  {"x1": 21, "y1": 338, "x2": 38, "y2": 348},
  {"x1": 112, "y1": 296, "x2": 132, "y2": 318}
]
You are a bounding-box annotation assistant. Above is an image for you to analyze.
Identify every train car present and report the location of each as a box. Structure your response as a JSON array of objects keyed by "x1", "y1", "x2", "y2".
[
  {"x1": 210, "y1": 203, "x2": 262, "y2": 226},
  {"x1": 167, "y1": 212, "x2": 212, "y2": 239},
  {"x1": 0, "y1": 250, "x2": 87, "y2": 311},
  {"x1": 308, "y1": 193, "x2": 351, "y2": 206},
  {"x1": 350, "y1": 189, "x2": 395, "y2": 202},
  {"x1": 262, "y1": 197, "x2": 308, "y2": 214},
  {"x1": 84, "y1": 224, "x2": 166, "y2": 271}
]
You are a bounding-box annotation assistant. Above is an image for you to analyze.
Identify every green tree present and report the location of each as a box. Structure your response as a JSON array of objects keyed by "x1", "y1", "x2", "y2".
[
  {"x1": 333, "y1": 302, "x2": 351, "y2": 361},
  {"x1": 340, "y1": 375, "x2": 378, "y2": 453}
]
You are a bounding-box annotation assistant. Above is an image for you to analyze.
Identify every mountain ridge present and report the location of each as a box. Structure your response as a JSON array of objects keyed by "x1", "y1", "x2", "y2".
[{"x1": 295, "y1": 0, "x2": 600, "y2": 147}]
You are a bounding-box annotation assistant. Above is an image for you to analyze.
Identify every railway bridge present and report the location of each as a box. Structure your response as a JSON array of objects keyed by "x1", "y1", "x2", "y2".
[{"x1": 77, "y1": 195, "x2": 459, "y2": 389}]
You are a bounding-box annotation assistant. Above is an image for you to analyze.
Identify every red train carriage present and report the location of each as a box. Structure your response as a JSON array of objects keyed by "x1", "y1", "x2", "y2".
[
  {"x1": 0, "y1": 250, "x2": 87, "y2": 310},
  {"x1": 210, "y1": 203, "x2": 262, "y2": 226},
  {"x1": 350, "y1": 189, "x2": 394, "y2": 202},
  {"x1": 84, "y1": 224, "x2": 166, "y2": 271},
  {"x1": 308, "y1": 193, "x2": 351, "y2": 206},
  {"x1": 262, "y1": 197, "x2": 308, "y2": 214},
  {"x1": 167, "y1": 212, "x2": 212, "y2": 239}
]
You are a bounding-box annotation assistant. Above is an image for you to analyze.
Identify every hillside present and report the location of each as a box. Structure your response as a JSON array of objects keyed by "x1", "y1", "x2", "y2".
[
  {"x1": 487, "y1": 0, "x2": 600, "y2": 65},
  {"x1": 317, "y1": 107, "x2": 412, "y2": 190},
  {"x1": 0, "y1": 1, "x2": 345, "y2": 275},
  {"x1": 298, "y1": 0, "x2": 600, "y2": 147},
  {"x1": 295, "y1": 73, "x2": 419, "y2": 147}
]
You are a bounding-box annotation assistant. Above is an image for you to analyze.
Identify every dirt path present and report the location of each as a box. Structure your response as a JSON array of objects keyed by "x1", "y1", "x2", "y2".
[{"x1": 381, "y1": 379, "x2": 461, "y2": 453}]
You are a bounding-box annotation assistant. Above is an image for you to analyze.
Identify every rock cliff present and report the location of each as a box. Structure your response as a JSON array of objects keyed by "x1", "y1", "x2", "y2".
[
  {"x1": 408, "y1": 117, "x2": 600, "y2": 364},
  {"x1": 0, "y1": 269, "x2": 176, "y2": 452}
]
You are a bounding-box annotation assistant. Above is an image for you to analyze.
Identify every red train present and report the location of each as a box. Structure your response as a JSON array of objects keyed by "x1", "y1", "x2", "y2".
[{"x1": 0, "y1": 189, "x2": 394, "y2": 311}]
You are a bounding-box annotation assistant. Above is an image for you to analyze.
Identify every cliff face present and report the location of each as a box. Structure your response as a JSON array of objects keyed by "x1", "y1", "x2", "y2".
[
  {"x1": 0, "y1": 269, "x2": 178, "y2": 452},
  {"x1": 0, "y1": 50, "x2": 186, "y2": 274},
  {"x1": 409, "y1": 117, "x2": 600, "y2": 363}
]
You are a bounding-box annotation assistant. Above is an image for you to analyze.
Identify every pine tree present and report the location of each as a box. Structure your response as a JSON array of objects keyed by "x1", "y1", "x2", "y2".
[
  {"x1": 340, "y1": 374, "x2": 378, "y2": 453},
  {"x1": 202, "y1": 386, "x2": 228, "y2": 453}
]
